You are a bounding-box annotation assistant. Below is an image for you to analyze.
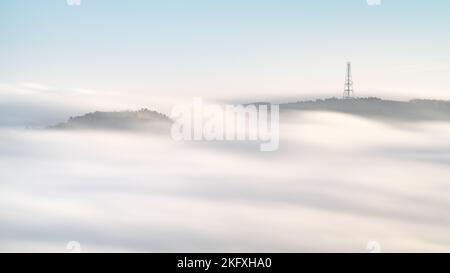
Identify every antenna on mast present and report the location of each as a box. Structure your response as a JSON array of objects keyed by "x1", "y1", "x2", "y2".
[{"x1": 343, "y1": 62, "x2": 354, "y2": 99}]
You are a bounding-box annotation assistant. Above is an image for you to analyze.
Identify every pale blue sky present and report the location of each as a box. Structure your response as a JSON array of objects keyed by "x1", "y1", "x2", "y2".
[{"x1": 1, "y1": 0, "x2": 449, "y2": 104}]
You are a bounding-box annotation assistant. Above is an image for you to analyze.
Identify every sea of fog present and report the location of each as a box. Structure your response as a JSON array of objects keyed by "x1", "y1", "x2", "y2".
[{"x1": 1, "y1": 111, "x2": 450, "y2": 252}]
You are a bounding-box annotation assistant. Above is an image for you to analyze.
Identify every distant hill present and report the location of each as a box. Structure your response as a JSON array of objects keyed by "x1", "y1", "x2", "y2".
[
  {"x1": 279, "y1": 97, "x2": 450, "y2": 122},
  {"x1": 50, "y1": 98, "x2": 450, "y2": 132},
  {"x1": 50, "y1": 108, "x2": 172, "y2": 133}
]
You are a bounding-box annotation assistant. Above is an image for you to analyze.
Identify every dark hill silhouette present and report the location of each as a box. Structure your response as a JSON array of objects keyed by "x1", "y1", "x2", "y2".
[
  {"x1": 50, "y1": 98, "x2": 450, "y2": 132},
  {"x1": 50, "y1": 108, "x2": 172, "y2": 133},
  {"x1": 279, "y1": 97, "x2": 450, "y2": 122}
]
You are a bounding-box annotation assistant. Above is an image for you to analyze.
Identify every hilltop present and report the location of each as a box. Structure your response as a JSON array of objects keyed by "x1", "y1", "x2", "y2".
[
  {"x1": 279, "y1": 97, "x2": 450, "y2": 122},
  {"x1": 50, "y1": 108, "x2": 172, "y2": 133},
  {"x1": 49, "y1": 98, "x2": 450, "y2": 132}
]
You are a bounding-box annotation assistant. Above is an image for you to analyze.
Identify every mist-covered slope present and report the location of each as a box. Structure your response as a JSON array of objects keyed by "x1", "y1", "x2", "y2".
[
  {"x1": 280, "y1": 97, "x2": 450, "y2": 122},
  {"x1": 50, "y1": 108, "x2": 172, "y2": 133},
  {"x1": 48, "y1": 98, "x2": 450, "y2": 133}
]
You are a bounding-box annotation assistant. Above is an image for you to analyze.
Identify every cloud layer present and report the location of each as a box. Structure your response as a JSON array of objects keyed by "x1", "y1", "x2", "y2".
[{"x1": 1, "y1": 112, "x2": 450, "y2": 252}]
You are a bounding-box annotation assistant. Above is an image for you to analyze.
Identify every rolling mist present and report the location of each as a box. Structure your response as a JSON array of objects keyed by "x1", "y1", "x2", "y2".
[{"x1": 1, "y1": 110, "x2": 450, "y2": 252}]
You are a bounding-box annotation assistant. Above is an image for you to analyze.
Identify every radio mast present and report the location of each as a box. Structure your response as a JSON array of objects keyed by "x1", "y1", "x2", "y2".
[{"x1": 343, "y1": 62, "x2": 354, "y2": 99}]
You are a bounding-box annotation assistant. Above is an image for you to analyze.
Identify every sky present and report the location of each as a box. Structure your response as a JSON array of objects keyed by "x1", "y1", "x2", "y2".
[{"x1": 0, "y1": 0, "x2": 450, "y2": 112}]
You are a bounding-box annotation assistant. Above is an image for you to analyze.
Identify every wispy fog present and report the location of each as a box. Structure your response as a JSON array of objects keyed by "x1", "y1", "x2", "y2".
[{"x1": 1, "y1": 112, "x2": 450, "y2": 252}]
